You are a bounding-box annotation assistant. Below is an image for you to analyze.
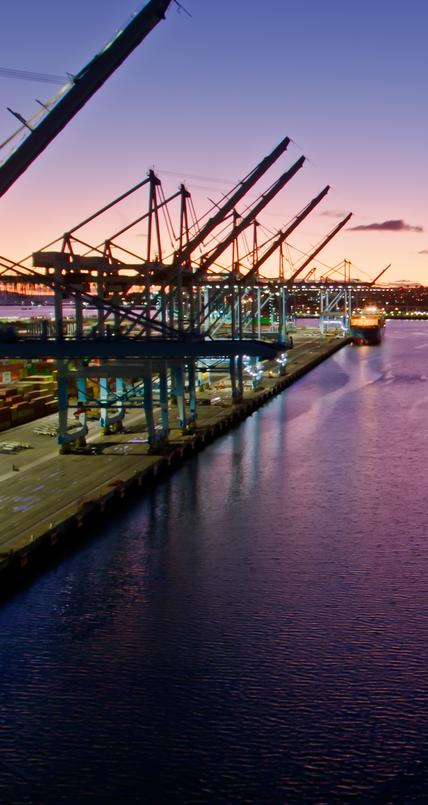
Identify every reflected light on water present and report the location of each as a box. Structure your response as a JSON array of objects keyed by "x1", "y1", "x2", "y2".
[{"x1": 0, "y1": 322, "x2": 428, "y2": 803}]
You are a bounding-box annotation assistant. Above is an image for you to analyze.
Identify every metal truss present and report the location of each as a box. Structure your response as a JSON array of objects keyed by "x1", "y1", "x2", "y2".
[{"x1": 0, "y1": 138, "x2": 355, "y2": 450}]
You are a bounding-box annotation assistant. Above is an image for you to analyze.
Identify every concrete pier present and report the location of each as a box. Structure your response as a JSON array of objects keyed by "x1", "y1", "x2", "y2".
[{"x1": 0, "y1": 329, "x2": 350, "y2": 592}]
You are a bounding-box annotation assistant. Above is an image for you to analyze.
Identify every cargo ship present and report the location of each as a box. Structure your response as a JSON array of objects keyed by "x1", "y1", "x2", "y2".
[{"x1": 349, "y1": 307, "x2": 385, "y2": 345}]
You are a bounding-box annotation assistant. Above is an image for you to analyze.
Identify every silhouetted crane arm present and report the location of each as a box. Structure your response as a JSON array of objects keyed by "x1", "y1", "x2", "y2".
[
  {"x1": 238, "y1": 186, "x2": 330, "y2": 286},
  {"x1": 288, "y1": 213, "x2": 352, "y2": 284},
  {"x1": 303, "y1": 267, "x2": 316, "y2": 281},
  {"x1": 319, "y1": 264, "x2": 341, "y2": 282},
  {"x1": 193, "y1": 156, "x2": 306, "y2": 281},
  {"x1": 177, "y1": 136, "x2": 291, "y2": 262},
  {"x1": 369, "y1": 264, "x2": 391, "y2": 286},
  {"x1": 0, "y1": 0, "x2": 171, "y2": 197}
]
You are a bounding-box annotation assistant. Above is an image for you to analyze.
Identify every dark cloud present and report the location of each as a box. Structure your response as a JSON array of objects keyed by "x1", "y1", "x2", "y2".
[
  {"x1": 418, "y1": 249, "x2": 428, "y2": 254},
  {"x1": 349, "y1": 219, "x2": 423, "y2": 232}
]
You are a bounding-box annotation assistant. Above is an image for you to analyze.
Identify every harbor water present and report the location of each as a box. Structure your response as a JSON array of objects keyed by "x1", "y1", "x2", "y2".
[{"x1": 1, "y1": 320, "x2": 428, "y2": 803}]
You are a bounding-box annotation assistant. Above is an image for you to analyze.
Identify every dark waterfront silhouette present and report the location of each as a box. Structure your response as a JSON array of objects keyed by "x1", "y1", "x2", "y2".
[{"x1": 1, "y1": 321, "x2": 428, "y2": 804}]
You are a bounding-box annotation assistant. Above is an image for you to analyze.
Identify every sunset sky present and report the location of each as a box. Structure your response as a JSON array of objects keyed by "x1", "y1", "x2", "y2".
[{"x1": 1, "y1": 0, "x2": 427, "y2": 284}]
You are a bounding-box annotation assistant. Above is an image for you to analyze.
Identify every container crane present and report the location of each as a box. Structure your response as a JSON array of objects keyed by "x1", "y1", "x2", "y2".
[
  {"x1": 195, "y1": 187, "x2": 330, "y2": 333},
  {"x1": 176, "y1": 136, "x2": 292, "y2": 264},
  {"x1": 238, "y1": 186, "x2": 330, "y2": 287},
  {"x1": 193, "y1": 156, "x2": 306, "y2": 281},
  {"x1": 303, "y1": 267, "x2": 317, "y2": 282},
  {"x1": 146, "y1": 140, "x2": 299, "y2": 328},
  {"x1": 319, "y1": 266, "x2": 341, "y2": 283},
  {"x1": 287, "y1": 214, "x2": 352, "y2": 284},
  {"x1": 369, "y1": 264, "x2": 391, "y2": 286},
  {"x1": 0, "y1": 0, "x2": 172, "y2": 197}
]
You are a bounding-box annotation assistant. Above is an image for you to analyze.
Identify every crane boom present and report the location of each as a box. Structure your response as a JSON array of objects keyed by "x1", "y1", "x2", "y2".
[
  {"x1": 193, "y1": 156, "x2": 306, "y2": 281},
  {"x1": 369, "y1": 264, "x2": 391, "y2": 286},
  {"x1": 288, "y1": 213, "x2": 352, "y2": 284},
  {"x1": 177, "y1": 136, "x2": 291, "y2": 262},
  {"x1": 0, "y1": 0, "x2": 171, "y2": 197},
  {"x1": 238, "y1": 186, "x2": 330, "y2": 286},
  {"x1": 303, "y1": 267, "x2": 316, "y2": 281}
]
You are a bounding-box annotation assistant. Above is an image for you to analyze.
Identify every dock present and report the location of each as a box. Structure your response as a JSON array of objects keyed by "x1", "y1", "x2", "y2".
[{"x1": 0, "y1": 329, "x2": 349, "y2": 591}]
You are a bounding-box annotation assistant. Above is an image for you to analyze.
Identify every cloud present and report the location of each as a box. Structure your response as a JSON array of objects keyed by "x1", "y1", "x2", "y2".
[
  {"x1": 319, "y1": 209, "x2": 347, "y2": 218},
  {"x1": 418, "y1": 249, "x2": 428, "y2": 254},
  {"x1": 349, "y1": 219, "x2": 423, "y2": 232}
]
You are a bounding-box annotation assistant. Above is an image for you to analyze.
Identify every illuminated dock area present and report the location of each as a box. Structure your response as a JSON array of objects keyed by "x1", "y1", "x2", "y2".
[{"x1": 0, "y1": 328, "x2": 348, "y2": 590}]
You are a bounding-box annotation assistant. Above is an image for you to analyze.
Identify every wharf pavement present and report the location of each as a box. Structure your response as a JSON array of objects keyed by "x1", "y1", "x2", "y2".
[{"x1": 0, "y1": 328, "x2": 350, "y2": 588}]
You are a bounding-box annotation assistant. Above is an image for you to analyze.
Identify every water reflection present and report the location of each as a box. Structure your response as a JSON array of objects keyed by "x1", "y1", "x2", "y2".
[{"x1": 1, "y1": 322, "x2": 428, "y2": 803}]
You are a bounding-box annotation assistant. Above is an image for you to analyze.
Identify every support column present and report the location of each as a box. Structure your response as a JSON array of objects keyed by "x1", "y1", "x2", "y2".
[
  {"x1": 251, "y1": 285, "x2": 257, "y2": 338},
  {"x1": 230, "y1": 285, "x2": 236, "y2": 339},
  {"x1": 237, "y1": 286, "x2": 243, "y2": 340},
  {"x1": 159, "y1": 363, "x2": 169, "y2": 439},
  {"x1": 230, "y1": 356, "x2": 237, "y2": 401},
  {"x1": 76, "y1": 374, "x2": 87, "y2": 407},
  {"x1": 57, "y1": 359, "x2": 69, "y2": 451},
  {"x1": 279, "y1": 286, "x2": 287, "y2": 347},
  {"x1": 237, "y1": 354, "x2": 244, "y2": 400},
  {"x1": 188, "y1": 360, "x2": 197, "y2": 425},
  {"x1": 319, "y1": 288, "x2": 325, "y2": 334},
  {"x1": 204, "y1": 287, "x2": 210, "y2": 330},
  {"x1": 230, "y1": 357, "x2": 243, "y2": 403},
  {"x1": 76, "y1": 371, "x2": 88, "y2": 446},
  {"x1": 99, "y1": 376, "x2": 124, "y2": 433},
  {"x1": 54, "y1": 267, "x2": 64, "y2": 340},
  {"x1": 56, "y1": 360, "x2": 88, "y2": 452},
  {"x1": 143, "y1": 368, "x2": 156, "y2": 445},
  {"x1": 99, "y1": 377, "x2": 109, "y2": 432},
  {"x1": 114, "y1": 377, "x2": 125, "y2": 429},
  {"x1": 172, "y1": 363, "x2": 186, "y2": 429},
  {"x1": 346, "y1": 287, "x2": 352, "y2": 332}
]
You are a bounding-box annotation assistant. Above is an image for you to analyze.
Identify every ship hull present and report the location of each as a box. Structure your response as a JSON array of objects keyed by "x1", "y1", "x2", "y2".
[{"x1": 350, "y1": 325, "x2": 383, "y2": 345}]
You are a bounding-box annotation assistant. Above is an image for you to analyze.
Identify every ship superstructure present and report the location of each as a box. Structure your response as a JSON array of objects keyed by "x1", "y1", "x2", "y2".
[{"x1": 350, "y1": 307, "x2": 385, "y2": 345}]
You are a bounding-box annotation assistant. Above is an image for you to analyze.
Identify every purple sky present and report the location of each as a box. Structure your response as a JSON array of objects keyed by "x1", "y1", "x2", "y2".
[{"x1": 1, "y1": 0, "x2": 427, "y2": 284}]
